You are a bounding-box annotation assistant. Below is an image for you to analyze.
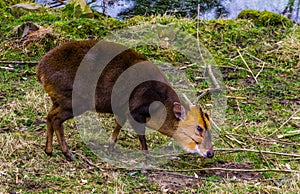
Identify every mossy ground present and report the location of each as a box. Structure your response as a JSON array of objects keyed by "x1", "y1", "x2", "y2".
[{"x1": 0, "y1": 2, "x2": 299, "y2": 193}]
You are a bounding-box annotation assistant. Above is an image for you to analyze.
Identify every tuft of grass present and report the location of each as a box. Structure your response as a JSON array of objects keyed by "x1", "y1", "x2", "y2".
[{"x1": 238, "y1": 9, "x2": 293, "y2": 28}]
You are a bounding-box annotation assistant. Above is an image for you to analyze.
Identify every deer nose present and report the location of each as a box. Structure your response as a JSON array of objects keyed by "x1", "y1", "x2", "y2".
[{"x1": 206, "y1": 150, "x2": 214, "y2": 158}]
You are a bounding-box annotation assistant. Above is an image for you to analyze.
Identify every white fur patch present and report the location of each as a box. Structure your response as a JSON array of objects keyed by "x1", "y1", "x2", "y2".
[{"x1": 185, "y1": 144, "x2": 207, "y2": 157}]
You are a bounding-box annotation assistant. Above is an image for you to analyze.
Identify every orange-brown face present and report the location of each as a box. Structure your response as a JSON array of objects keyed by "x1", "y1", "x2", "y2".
[{"x1": 173, "y1": 105, "x2": 214, "y2": 158}]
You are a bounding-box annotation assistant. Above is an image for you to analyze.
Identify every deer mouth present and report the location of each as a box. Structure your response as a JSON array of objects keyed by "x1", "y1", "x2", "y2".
[{"x1": 182, "y1": 132, "x2": 207, "y2": 157}]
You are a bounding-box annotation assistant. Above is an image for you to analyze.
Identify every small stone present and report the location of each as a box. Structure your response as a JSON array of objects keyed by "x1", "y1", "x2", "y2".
[{"x1": 10, "y1": 3, "x2": 43, "y2": 18}]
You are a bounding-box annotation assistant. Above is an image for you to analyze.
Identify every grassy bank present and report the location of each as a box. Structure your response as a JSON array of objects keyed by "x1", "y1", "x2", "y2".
[{"x1": 0, "y1": 2, "x2": 299, "y2": 193}]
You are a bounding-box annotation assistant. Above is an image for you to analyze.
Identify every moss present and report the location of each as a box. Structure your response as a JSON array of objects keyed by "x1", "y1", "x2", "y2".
[
  {"x1": 0, "y1": 0, "x2": 7, "y2": 9},
  {"x1": 237, "y1": 9, "x2": 293, "y2": 28}
]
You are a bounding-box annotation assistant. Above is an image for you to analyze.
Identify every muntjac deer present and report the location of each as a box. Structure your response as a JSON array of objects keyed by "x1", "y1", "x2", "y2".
[{"x1": 36, "y1": 40, "x2": 214, "y2": 161}]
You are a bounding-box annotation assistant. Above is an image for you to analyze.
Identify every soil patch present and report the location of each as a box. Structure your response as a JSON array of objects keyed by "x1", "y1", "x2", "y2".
[
  {"x1": 199, "y1": 161, "x2": 263, "y2": 181},
  {"x1": 148, "y1": 161, "x2": 263, "y2": 192},
  {"x1": 149, "y1": 171, "x2": 201, "y2": 193}
]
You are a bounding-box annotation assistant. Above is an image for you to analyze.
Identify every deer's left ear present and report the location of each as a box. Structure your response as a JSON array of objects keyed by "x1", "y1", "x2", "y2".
[{"x1": 173, "y1": 102, "x2": 187, "y2": 120}]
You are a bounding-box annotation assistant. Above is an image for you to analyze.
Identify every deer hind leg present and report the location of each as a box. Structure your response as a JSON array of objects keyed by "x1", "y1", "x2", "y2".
[
  {"x1": 109, "y1": 116, "x2": 125, "y2": 149},
  {"x1": 46, "y1": 105, "x2": 73, "y2": 161},
  {"x1": 45, "y1": 105, "x2": 57, "y2": 156}
]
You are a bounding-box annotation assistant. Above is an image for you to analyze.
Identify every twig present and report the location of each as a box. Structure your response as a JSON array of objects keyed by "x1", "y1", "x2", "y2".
[
  {"x1": 210, "y1": 119, "x2": 245, "y2": 147},
  {"x1": 223, "y1": 134, "x2": 246, "y2": 146},
  {"x1": 178, "y1": 63, "x2": 197, "y2": 70},
  {"x1": 0, "y1": 60, "x2": 38, "y2": 65},
  {"x1": 195, "y1": 4, "x2": 221, "y2": 102},
  {"x1": 219, "y1": 64, "x2": 249, "y2": 72},
  {"x1": 196, "y1": 82, "x2": 222, "y2": 99},
  {"x1": 268, "y1": 108, "x2": 300, "y2": 137},
  {"x1": 237, "y1": 50, "x2": 258, "y2": 84},
  {"x1": 226, "y1": 132, "x2": 300, "y2": 146},
  {"x1": 278, "y1": 132, "x2": 300, "y2": 139},
  {"x1": 151, "y1": 171, "x2": 199, "y2": 179},
  {"x1": 214, "y1": 148, "x2": 300, "y2": 157},
  {"x1": 255, "y1": 60, "x2": 265, "y2": 80},
  {"x1": 287, "y1": 129, "x2": 300, "y2": 134},
  {"x1": 246, "y1": 53, "x2": 272, "y2": 68},
  {"x1": 0, "y1": 66, "x2": 14, "y2": 71},
  {"x1": 107, "y1": 167, "x2": 300, "y2": 180},
  {"x1": 159, "y1": 167, "x2": 300, "y2": 174},
  {"x1": 225, "y1": 96, "x2": 247, "y2": 100},
  {"x1": 196, "y1": 88, "x2": 209, "y2": 99},
  {"x1": 153, "y1": 160, "x2": 300, "y2": 178},
  {"x1": 210, "y1": 118, "x2": 222, "y2": 132},
  {"x1": 146, "y1": 145, "x2": 300, "y2": 159},
  {"x1": 210, "y1": 119, "x2": 234, "y2": 144},
  {"x1": 72, "y1": 151, "x2": 104, "y2": 171},
  {"x1": 271, "y1": 178, "x2": 280, "y2": 187},
  {"x1": 280, "y1": 157, "x2": 300, "y2": 161},
  {"x1": 207, "y1": 65, "x2": 221, "y2": 89}
]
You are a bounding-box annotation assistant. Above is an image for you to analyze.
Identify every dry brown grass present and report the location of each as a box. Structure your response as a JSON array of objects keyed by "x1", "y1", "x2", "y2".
[{"x1": 276, "y1": 26, "x2": 300, "y2": 70}]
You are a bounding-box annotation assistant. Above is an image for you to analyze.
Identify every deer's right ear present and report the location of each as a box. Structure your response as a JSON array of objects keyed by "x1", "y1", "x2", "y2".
[{"x1": 173, "y1": 102, "x2": 187, "y2": 120}]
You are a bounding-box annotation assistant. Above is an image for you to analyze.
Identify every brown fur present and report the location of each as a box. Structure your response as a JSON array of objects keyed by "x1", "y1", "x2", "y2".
[{"x1": 37, "y1": 40, "x2": 214, "y2": 161}]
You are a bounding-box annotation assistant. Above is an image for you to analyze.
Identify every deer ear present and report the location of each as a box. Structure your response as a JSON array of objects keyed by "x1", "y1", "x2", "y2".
[{"x1": 173, "y1": 102, "x2": 187, "y2": 120}]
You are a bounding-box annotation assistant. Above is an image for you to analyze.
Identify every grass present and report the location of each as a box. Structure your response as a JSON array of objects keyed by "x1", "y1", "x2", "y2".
[{"x1": 0, "y1": 3, "x2": 300, "y2": 193}]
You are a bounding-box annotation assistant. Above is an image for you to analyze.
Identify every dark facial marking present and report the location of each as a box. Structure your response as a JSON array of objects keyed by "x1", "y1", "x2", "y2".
[{"x1": 199, "y1": 107, "x2": 207, "y2": 130}]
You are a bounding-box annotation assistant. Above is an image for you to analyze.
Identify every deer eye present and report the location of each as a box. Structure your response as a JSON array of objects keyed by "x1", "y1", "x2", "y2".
[{"x1": 197, "y1": 125, "x2": 203, "y2": 133}]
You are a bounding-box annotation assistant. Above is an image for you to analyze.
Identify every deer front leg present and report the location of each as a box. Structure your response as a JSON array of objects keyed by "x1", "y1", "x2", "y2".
[{"x1": 138, "y1": 134, "x2": 148, "y2": 154}]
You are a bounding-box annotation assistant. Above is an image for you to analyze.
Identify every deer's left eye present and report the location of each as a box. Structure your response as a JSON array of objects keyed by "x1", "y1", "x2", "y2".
[{"x1": 197, "y1": 125, "x2": 203, "y2": 133}]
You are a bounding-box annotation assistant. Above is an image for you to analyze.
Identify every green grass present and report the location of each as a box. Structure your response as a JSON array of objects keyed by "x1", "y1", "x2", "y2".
[{"x1": 0, "y1": 4, "x2": 299, "y2": 193}]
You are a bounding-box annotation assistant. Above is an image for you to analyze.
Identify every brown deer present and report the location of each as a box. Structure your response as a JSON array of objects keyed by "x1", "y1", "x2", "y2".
[{"x1": 36, "y1": 40, "x2": 214, "y2": 161}]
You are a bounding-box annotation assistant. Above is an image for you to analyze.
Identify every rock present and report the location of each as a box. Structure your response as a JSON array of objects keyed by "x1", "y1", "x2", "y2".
[
  {"x1": 68, "y1": 0, "x2": 94, "y2": 18},
  {"x1": 10, "y1": 3, "x2": 43, "y2": 18},
  {"x1": 12, "y1": 22, "x2": 40, "y2": 38}
]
